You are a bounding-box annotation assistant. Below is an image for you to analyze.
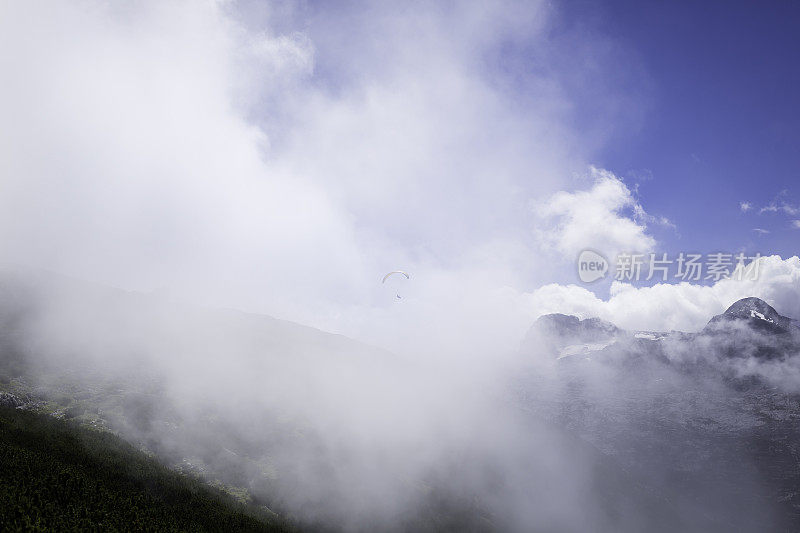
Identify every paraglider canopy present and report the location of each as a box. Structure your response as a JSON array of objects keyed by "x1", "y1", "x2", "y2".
[{"x1": 381, "y1": 271, "x2": 410, "y2": 283}]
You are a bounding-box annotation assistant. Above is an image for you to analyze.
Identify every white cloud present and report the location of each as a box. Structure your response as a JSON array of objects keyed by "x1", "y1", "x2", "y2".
[
  {"x1": 760, "y1": 204, "x2": 800, "y2": 215},
  {"x1": 533, "y1": 167, "x2": 659, "y2": 261},
  {"x1": 792, "y1": 220, "x2": 800, "y2": 229},
  {"x1": 527, "y1": 255, "x2": 800, "y2": 332},
  {"x1": 740, "y1": 201, "x2": 752, "y2": 212},
  {"x1": 0, "y1": 0, "x2": 647, "y2": 358},
  {"x1": 758, "y1": 192, "x2": 800, "y2": 216},
  {"x1": 752, "y1": 228, "x2": 770, "y2": 235}
]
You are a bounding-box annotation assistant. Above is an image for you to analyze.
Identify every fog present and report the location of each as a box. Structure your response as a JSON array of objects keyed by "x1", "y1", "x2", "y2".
[
  {"x1": 0, "y1": 0, "x2": 601, "y2": 350},
  {"x1": 1, "y1": 266, "x2": 673, "y2": 531},
  {"x1": 2, "y1": 1, "x2": 799, "y2": 532}
]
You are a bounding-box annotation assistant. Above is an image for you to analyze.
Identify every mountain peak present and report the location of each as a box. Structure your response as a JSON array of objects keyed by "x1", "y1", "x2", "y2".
[
  {"x1": 531, "y1": 313, "x2": 620, "y2": 340},
  {"x1": 723, "y1": 297, "x2": 780, "y2": 320},
  {"x1": 706, "y1": 297, "x2": 793, "y2": 333},
  {"x1": 522, "y1": 313, "x2": 622, "y2": 358}
]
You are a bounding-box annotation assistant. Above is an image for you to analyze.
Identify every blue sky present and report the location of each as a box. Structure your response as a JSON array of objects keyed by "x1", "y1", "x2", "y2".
[{"x1": 559, "y1": 0, "x2": 800, "y2": 260}]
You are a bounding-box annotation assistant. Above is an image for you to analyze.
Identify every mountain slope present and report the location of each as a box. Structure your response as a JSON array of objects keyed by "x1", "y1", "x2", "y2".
[
  {"x1": 0, "y1": 404, "x2": 295, "y2": 531},
  {"x1": 517, "y1": 297, "x2": 800, "y2": 531},
  {"x1": 0, "y1": 267, "x2": 709, "y2": 532}
]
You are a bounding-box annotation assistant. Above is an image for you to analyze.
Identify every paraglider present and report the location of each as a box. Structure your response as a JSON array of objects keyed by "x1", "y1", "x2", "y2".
[
  {"x1": 382, "y1": 271, "x2": 410, "y2": 300},
  {"x1": 381, "y1": 271, "x2": 410, "y2": 283}
]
